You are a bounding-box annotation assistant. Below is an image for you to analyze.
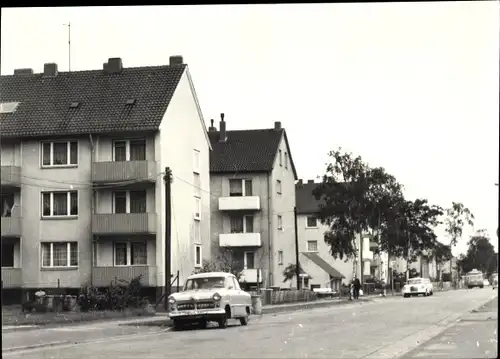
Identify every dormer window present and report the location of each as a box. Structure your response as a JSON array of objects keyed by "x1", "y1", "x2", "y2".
[{"x1": 0, "y1": 102, "x2": 20, "y2": 113}]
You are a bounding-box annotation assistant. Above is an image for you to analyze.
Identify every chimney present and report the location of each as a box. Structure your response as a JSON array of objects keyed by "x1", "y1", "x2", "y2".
[
  {"x1": 274, "y1": 121, "x2": 282, "y2": 130},
  {"x1": 14, "y1": 68, "x2": 34, "y2": 76},
  {"x1": 219, "y1": 113, "x2": 227, "y2": 143},
  {"x1": 43, "y1": 63, "x2": 58, "y2": 77},
  {"x1": 169, "y1": 55, "x2": 184, "y2": 66},
  {"x1": 107, "y1": 58, "x2": 123, "y2": 74},
  {"x1": 103, "y1": 62, "x2": 109, "y2": 73},
  {"x1": 208, "y1": 119, "x2": 217, "y2": 133},
  {"x1": 308, "y1": 180, "x2": 314, "y2": 184}
]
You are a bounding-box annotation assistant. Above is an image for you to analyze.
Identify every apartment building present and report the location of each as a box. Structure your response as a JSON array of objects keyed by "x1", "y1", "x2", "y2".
[
  {"x1": 0, "y1": 56, "x2": 211, "y2": 301},
  {"x1": 294, "y1": 179, "x2": 379, "y2": 290},
  {"x1": 208, "y1": 117, "x2": 298, "y2": 289}
]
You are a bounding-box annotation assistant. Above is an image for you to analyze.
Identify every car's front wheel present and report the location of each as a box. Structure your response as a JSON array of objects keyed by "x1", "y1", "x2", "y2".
[
  {"x1": 218, "y1": 315, "x2": 228, "y2": 329},
  {"x1": 172, "y1": 320, "x2": 185, "y2": 331}
]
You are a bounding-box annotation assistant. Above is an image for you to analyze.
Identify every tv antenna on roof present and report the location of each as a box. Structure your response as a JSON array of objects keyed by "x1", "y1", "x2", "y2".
[{"x1": 63, "y1": 22, "x2": 71, "y2": 72}]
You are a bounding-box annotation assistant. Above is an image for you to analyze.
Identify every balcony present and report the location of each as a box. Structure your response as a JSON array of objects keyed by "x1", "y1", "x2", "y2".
[
  {"x1": 92, "y1": 266, "x2": 157, "y2": 287},
  {"x1": 0, "y1": 166, "x2": 21, "y2": 188},
  {"x1": 92, "y1": 161, "x2": 157, "y2": 184},
  {"x1": 1, "y1": 268, "x2": 22, "y2": 288},
  {"x1": 1, "y1": 216, "x2": 21, "y2": 237},
  {"x1": 92, "y1": 213, "x2": 156, "y2": 235},
  {"x1": 218, "y1": 196, "x2": 261, "y2": 211},
  {"x1": 369, "y1": 240, "x2": 378, "y2": 250},
  {"x1": 219, "y1": 233, "x2": 262, "y2": 247},
  {"x1": 240, "y1": 269, "x2": 263, "y2": 283}
]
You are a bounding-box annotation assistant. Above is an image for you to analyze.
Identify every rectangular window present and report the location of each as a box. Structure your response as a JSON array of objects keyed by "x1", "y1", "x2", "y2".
[
  {"x1": 193, "y1": 149, "x2": 200, "y2": 173},
  {"x1": 278, "y1": 250, "x2": 284, "y2": 265},
  {"x1": 279, "y1": 149, "x2": 282, "y2": 166},
  {"x1": 1, "y1": 242, "x2": 15, "y2": 267},
  {"x1": 230, "y1": 215, "x2": 254, "y2": 233},
  {"x1": 277, "y1": 215, "x2": 283, "y2": 230},
  {"x1": 193, "y1": 173, "x2": 201, "y2": 196},
  {"x1": 193, "y1": 221, "x2": 201, "y2": 244},
  {"x1": 1, "y1": 193, "x2": 15, "y2": 218},
  {"x1": 113, "y1": 190, "x2": 146, "y2": 213},
  {"x1": 194, "y1": 196, "x2": 201, "y2": 220},
  {"x1": 229, "y1": 179, "x2": 253, "y2": 196},
  {"x1": 244, "y1": 251, "x2": 255, "y2": 269},
  {"x1": 284, "y1": 152, "x2": 288, "y2": 169},
  {"x1": 41, "y1": 242, "x2": 78, "y2": 268},
  {"x1": 41, "y1": 191, "x2": 78, "y2": 217},
  {"x1": 195, "y1": 245, "x2": 202, "y2": 267},
  {"x1": 41, "y1": 141, "x2": 78, "y2": 167},
  {"x1": 92, "y1": 241, "x2": 98, "y2": 266},
  {"x1": 307, "y1": 240, "x2": 318, "y2": 252},
  {"x1": 114, "y1": 241, "x2": 147, "y2": 266},
  {"x1": 306, "y1": 216, "x2": 318, "y2": 228},
  {"x1": 276, "y1": 180, "x2": 282, "y2": 194},
  {"x1": 113, "y1": 139, "x2": 146, "y2": 161}
]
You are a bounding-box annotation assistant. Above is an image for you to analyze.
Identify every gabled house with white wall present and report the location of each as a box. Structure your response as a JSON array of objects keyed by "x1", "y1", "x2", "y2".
[
  {"x1": 208, "y1": 117, "x2": 298, "y2": 289},
  {"x1": 0, "y1": 56, "x2": 211, "y2": 302}
]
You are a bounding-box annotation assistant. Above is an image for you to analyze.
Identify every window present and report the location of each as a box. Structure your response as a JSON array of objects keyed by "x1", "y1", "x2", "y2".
[
  {"x1": 113, "y1": 139, "x2": 146, "y2": 161},
  {"x1": 284, "y1": 152, "x2": 288, "y2": 169},
  {"x1": 193, "y1": 173, "x2": 201, "y2": 196},
  {"x1": 42, "y1": 191, "x2": 78, "y2": 217},
  {"x1": 230, "y1": 215, "x2": 254, "y2": 233},
  {"x1": 195, "y1": 245, "x2": 202, "y2": 267},
  {"x1": 306, "y1": 216, "x2": 318, "y2": 228},
  {"x1": 41, "y1": 242, "x2": 78, "y2": 268},
  {"x1": 0, "y1": 102, "x2": 20, "y2": 113},
  {"x1": 277, "y1": 215, "x2": 283, "y2": 230},
  {"x1": 42, "y1": 141, "x2": 78, "y2": 166},
  {"x1": 278, "y1": 250, "x2": 284, "y2": 265},
  {"x1": 113, "y1": 190, "x2": 147, "y2": 213},
  {"x1": 1, "y1": 242, "x2": 15, "y2": 267},
  {"x1": 279, "y1": 149, "x2": 282, "y2": 166},
  {"x1": 114, "y1": 241, "x2": 147, "y2": 266},
  {"x1": 193, "y1": 149, "x2": 200, "y2": 173},
  {"x1": 1, "y1": 193, "x2": 15, "y2": 218},
  {"x1": 307, "y1": 240, "x2": 318, "y2": 252},
  {"x1": 193, "y1": 220, "x2": 201, "y2": 244},
  {"x1": 244, "y1": 251, "x2": 255, "y2": 269},
  {"x1": 276, "y1": 180, "x2": 282, "y2": 194},
  {"x1": 194, "y1": 196, "x2": 201, "y2": 220},
  {"x1": 229, "y1": 179, "x2": 253, "y2": 196},
  {"x1": 92, "y1": 241, "x2": 98, "y2": 266}
]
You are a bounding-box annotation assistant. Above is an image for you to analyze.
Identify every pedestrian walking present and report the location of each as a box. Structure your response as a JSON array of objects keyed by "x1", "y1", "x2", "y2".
[{"x1": 353, "y1": 277, "x2": 361, "y2": 300}]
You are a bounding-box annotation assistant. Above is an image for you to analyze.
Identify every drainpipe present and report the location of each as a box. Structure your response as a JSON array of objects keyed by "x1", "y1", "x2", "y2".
[
  {"x1": 89, "y1": 133, "x2": 95, "y2": 286},
  {"x1": 267, "y1": 172, "x2": 273, "y2": 288}
]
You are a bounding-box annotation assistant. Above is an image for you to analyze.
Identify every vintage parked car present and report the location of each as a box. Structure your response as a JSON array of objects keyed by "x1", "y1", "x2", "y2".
[
  {"x1": 402, "y1": 277, "x2": 433, "y2": 297},
  {"x1": 167, "y1": 272, "x2": 252, "y2": 330}
]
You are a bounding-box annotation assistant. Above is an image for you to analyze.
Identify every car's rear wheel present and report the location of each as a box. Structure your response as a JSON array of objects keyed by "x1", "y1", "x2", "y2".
[
  {"x1": 239, "y1": 316, "x2": 248, "y2": 326},
  {"x1": 403, "y1": 294, "x2": 409, "y2": 298}
]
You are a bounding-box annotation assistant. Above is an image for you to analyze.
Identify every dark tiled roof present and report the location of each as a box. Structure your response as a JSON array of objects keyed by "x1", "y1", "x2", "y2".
[
  {"x1": 0, "y1": 65, "x2": 186, "y2": 138},
  {"x1": 301, "y1": 252, "x2": 345, "y2": 279},
  {"x1": 295, "y1": 182, "x2": 324, "y2": 214},
  {"x1": 208, "y1": 129, "x2": 298, "y2": 178}
]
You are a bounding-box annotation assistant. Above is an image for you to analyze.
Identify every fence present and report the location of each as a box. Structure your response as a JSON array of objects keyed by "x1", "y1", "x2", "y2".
[{"x1": 249, "y1": 289, "x2": 318, "y2": 306}]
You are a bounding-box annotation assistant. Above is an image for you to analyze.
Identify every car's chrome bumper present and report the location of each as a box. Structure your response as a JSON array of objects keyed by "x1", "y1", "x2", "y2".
[{"x1": 168, "y1": 308, "x2": 226, "y2": 319}]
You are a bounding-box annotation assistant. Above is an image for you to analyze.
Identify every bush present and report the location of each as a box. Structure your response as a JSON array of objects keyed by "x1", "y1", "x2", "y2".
[{"x1": 77, "y1": 275, "x2": 147, "y2": 312}]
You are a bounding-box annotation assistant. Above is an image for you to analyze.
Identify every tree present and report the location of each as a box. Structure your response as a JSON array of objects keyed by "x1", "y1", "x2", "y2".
[
  {"x1": 443, "y1": 202, "x2": 474, "y2": 282},
  {"x1": 457, "y1": 230, "x2": 498, "y2": 277}
]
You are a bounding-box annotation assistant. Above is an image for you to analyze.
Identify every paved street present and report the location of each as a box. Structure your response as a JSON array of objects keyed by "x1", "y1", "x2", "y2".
[
  {"x1": 403, "y1": 295, "x2": 498, "y2": 358},
  {"x1": 3, "y1": 288, "x2": 497, "y2": 359}
]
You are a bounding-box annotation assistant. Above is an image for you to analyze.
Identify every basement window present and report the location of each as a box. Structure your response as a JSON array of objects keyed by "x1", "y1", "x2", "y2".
[{"x1": 0, "y1": 102, "x2": 20, "y2": 113}]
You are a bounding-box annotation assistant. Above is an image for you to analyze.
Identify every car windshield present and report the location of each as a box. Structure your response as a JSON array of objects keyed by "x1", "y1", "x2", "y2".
[
  {"x1": 408, "y1": 279, "x2": 422, "y2": 285},
  {"x1": 183, "y1": 277, "x2": 225, "y2": 291}
]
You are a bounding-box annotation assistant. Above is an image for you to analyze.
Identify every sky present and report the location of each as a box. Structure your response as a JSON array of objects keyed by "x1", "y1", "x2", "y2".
[{"x1": 1, "y1": 3, "x2": 498, "y2": 255}]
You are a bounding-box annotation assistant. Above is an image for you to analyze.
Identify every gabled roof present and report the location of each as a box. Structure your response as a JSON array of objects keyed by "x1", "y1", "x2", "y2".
[
  {"x1": 301, "y1": 252, "x2": 345, "y2": 279},
  {"x1": 295, "y1": 181, "x2": 323, "y2": 214},
  {"x1": 208, "y1": 127, "x2": 298, "y2": 178},
  {"x1": 0, "y1": 62, "x2": 186, "y2": 139}
]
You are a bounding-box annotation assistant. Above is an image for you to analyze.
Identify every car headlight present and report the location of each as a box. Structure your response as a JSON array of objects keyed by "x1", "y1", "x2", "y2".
[
  {"x1": 213, "y1": 293, "x2": 221, "y2": 301},
  {"x1": 168, "y1": 296, "x2": 176, "y2": 304}
]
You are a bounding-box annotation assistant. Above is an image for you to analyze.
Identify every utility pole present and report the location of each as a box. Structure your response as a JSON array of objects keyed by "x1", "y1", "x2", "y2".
[
  {"x1": 63, "y1": 23, "x2": 71, "y2": 72},
  {"x1": 164, "y1": 167, "x2": 172, "y2": 310},
  {"x1": 294, "y1": 206, "x2": 300, "y2": 290}
]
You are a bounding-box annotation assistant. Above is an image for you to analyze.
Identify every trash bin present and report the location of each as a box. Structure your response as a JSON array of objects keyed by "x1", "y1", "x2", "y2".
[{"x1": 251, "y1": 295, "x2": 262, "y2": 315}]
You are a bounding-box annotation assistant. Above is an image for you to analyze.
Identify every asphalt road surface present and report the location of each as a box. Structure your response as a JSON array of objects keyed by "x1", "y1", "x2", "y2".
[{"x1": 3, "y1": 288, "x2": 497, "y2": 359}]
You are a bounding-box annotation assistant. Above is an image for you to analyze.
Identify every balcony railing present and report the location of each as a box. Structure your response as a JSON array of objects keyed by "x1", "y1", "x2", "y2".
[
  {"x1": 92, "y1": 213, "x2": 157, "y2": 235},
  {"x1": 1, "y1": 216, "x2": 21, "y2": 237},
  {"x1": 240, "y1": 269, "x2": 263, "y2": 283},
  {"x1": 219, "y1": 233, "x2": 262, "y2": 247},
  {"x1": 92, "y1": 161, "x2": 157, "y2": 183},
  {"x1": 0, "y1": 166, "x2": 21, "y2": 187},
  {"x1": 92, "y1": 266, "x2": 157, "y2": 287},
  {"x1": 218, "y1": 196, "x2": 261, "y2": 211},
  {"x1": 1, "y1": 268, "x2": 22, "y2": 288}
]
